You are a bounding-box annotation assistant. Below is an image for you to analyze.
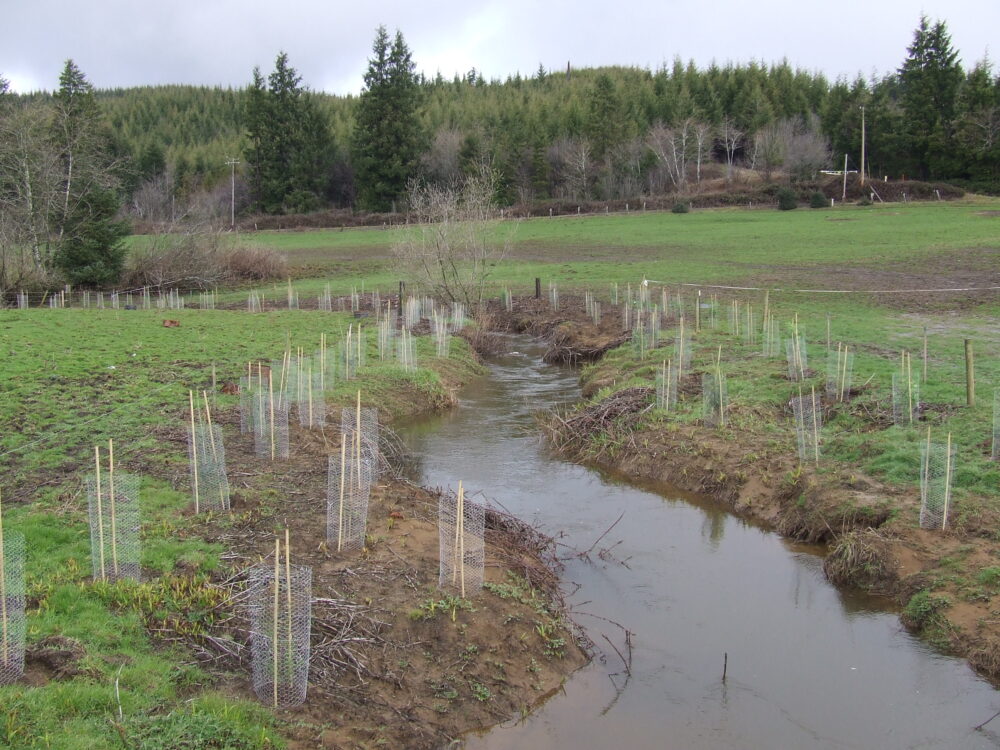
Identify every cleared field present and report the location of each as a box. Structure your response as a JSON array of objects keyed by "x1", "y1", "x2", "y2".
[{"x1": 237, "y1": 199, "x2": 1000, "y2": 301}]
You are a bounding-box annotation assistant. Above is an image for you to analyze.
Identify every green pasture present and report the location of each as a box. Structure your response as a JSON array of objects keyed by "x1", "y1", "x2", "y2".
[{"x1": 0, "y1": 307, "x2": 478, "y2": 748}]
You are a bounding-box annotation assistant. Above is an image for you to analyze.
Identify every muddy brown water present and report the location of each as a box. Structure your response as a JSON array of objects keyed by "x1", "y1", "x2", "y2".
[{"x1": 400, "y1": 336, "x2": 1000, "y2": 750}]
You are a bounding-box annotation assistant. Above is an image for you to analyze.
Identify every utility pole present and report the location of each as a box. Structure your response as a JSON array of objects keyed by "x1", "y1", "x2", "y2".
[
  {"x1": 842, "y1": 154, "x2": 848, "y2": 201},
  {"x1": 859, "y1": 106, "x2": 866, "y2": 186},
  {"x1": 225, "y1": 158, "x2": 240, "y2": 230}
]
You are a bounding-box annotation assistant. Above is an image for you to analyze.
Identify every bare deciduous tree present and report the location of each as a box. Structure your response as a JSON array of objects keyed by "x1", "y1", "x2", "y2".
[
  {"x1": 752, "y1": 117, "x2": 831, "y2": 182},
  {"x1": 420, "y1": 127, "x2": 464, "y2": 185},
  {"x1": 719, "y1": 117, "x2": 743, "y2": 182},
  {"x1": 693, "y1": 121, "x2": 713, "y2": 184},
  {"x1": 548, "y1": 137, "x2": 592, "y2": 200},
  {"x1": 647, "y1": 120, "x2": 691, "y2": 190},
  {"x1": 393, "y1": 170, "x2": 514, "y2": 309}
]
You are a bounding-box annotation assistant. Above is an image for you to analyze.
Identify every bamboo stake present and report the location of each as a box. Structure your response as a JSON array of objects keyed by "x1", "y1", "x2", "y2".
[
  {"x1": 269, "y1": 371, "x2": 275, "y2": 461},
  {"x1": 922, "y1": 326, "x2": 928, "y2": 383},
  {"x1": 810, "y1": 385, "x2": 820, "y2": 465},
  {"x1": 307, "y1": 360, "x2": 314, "y2": 429},
  {"x1": 189, "y1": 391, "x2": 200, "y2": 513},
  {"x1": 666, "y1": 359, "x2": 672, "y2": 410},
  {"x1": 272, "y1": 538, "x2": 280, "y2": 707},
  {"x1": 108, "y1": 439, "x2": 119, "y2": 576},
  {"x1": 320, "y1": 333, "x2": 326, "y2": 394},
  {"x1": 922, "y1": 426, "x2": 932, "y2": 510},
  {"x1": 256, "y1": 362, "x2": 264, "y2": 433},
  {"x1": 826, "y1": 313, "x2": 831, "y2": 352},
  {"x1": 797, "y1": 384, "x2": 805, "y2": 467},
  {"x1": 942, "y1": 432, "x2": 953, "y2": 530},
  {"x1": 0, "y1": 488, "x2": 8, "y2": 665},
  {"x1": 458, "y1": 482, "x2": 466, "y2": 599},
  {"x1": 337, "y1": 440, "x2": 346, "y2": 552},
  {"x1": 94, "y1": 446, "x2": 106, "y2": 581},
  {"x1": 678, "y1": 315, "x2": 685, "y2": 375},
  {"x1": 906, "y1": 351, "x2": 914, "y2": 426},
  {"x1": 840, "y1": 345, "x2": 850, "y2": 403},
  {"x1": 965, "y1": 339, "x2": 975, "y2": 407},
  {"x1": 695, "y1": 290, "x2": 701, "y2": 332},
  {"x1": 716, "y1": 345, "x2": 724, "y2": 426},
  {"x1": 284, "y1": 528, "x2": 292, "y2": 684}
]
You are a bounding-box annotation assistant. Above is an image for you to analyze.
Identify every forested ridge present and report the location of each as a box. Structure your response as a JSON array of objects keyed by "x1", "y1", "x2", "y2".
[{"x1": 0, "y1": 17, "x2": 1000, "y2": 288}]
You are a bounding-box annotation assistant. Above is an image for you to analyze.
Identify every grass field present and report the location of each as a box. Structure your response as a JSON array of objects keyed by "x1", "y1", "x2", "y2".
[
  {"x1": 234, "y1": 198, "x2": 1000, "y2": 301},
  {"x1": 0, "y1": 308, "x2": 480, "y2": 748},
  {"x1": 4, "y1": 198, "x2": 1000, "y2": 743}
]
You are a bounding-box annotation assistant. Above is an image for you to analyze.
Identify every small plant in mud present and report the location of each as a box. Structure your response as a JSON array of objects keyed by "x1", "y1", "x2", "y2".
[
  {"x1": 409, "y1": 595, "x2": 474, "y2": 621},
  {"x1": 535, "y1": 621, "x2": 567, "y2": 658},
  {"x1": 469, "y1": 681, "x2": 492, "y2": 702}
]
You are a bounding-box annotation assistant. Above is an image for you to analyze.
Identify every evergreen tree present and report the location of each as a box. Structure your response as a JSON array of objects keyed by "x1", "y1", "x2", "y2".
[
  {"x1": 49, "y1": 60, "x2": 129, "y2": 284},
  {"x1": 243, "y1": 53, "x2": 333, "y2": 213},
  {"x1": 352, "y1": 26, "x2": 423, "y2": 211},
  {"x1": 53, "y1": 185, "x2": 129, "y2": 285},
  {"x1": 586, "y1": 73, "x2": 622, "y2": 162},
  {"x1": 898, "y1": 16, "x2": 963, "y2": 178}
]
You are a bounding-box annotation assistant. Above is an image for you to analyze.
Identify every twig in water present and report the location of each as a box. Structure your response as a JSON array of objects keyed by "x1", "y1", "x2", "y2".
[
  {"x1": 975, "y1": 707, "x2": 1000, "y2": 731},
  {"x1": 602, "y1": 632, "x2": 632, "y2": 677},
  {"x1": 580, "y1": 511, "x2": 625, "y2": 558}
]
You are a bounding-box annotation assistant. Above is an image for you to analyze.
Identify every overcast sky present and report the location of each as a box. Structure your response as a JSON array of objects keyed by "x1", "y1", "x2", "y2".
[{"x1": 2, "y1": 1, "x2": 997, "y2": 95}]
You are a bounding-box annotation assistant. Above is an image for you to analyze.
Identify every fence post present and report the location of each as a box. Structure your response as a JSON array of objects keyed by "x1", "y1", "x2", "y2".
[
  {"x1": 535, "y1": 278, "x2": 541, "y2": 300},
  {"x1": 965, "y1": 339, "x2": 975, "y2": 406}
]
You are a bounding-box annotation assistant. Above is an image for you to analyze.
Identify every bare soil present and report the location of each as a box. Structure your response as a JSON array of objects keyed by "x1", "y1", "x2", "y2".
[{"x1": 151, "y1": 397, "x2": 587, "y2": 749}]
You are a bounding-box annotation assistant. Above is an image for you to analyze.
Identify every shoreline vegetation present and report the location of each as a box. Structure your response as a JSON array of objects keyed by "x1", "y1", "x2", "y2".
[{"x1": 0, "y1": 307, "x2": 586, "y2": 749}]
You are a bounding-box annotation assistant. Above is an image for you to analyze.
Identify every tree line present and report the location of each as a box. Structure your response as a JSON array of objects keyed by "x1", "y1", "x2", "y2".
[{"x1": 1, "y1": 17, "x2": 998, "y2": 287}]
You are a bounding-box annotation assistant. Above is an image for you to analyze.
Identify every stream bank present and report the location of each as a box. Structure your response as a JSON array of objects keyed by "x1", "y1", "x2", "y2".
[{"x1": 486, "y1": 296, "x2": 1000, "y2": 687}]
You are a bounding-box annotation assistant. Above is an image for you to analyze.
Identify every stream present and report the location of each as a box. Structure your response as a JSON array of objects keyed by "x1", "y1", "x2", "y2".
[{"x1": 399, "y1": 336, "x2": 1000, "y2": 750}]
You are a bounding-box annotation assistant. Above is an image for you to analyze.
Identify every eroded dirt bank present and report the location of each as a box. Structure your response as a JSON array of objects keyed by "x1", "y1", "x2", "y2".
[
  {"x1": 489, "y1": 297, "x2": 1000, "y2": 686},
  {"x1": 142, "y1": 361, "x2": 588, "y2": 748}
]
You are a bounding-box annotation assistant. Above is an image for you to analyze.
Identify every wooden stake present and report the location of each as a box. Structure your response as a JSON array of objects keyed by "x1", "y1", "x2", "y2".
[
  {"x1": 337, "y1": 440, "x2": 346, "y2": 552},
  {"x1": 826, "y1": 313, "x2": 831, "y2": 352},
  {"x1": 269, "y1": 371, "x2": 275, "y2": 461},
  {"x1": 284, "y1": 528, "x2": 293, "y2": 681},
  {"x1": 922, "y1": 326, "x2": 928, "y2": 384},
  {"x1": 189, "y1": 391, "x2": 200, "y2": 513},
  {"x1": 108, "y1": 439, "x2": 119, "y2": 576},
  {"x1": 272, "y1": 538, "x2": 280, "y2": 707},
  {"x1": 965, "y1": 339, "x2": 975, "y2": 407},
  {"x1": 458, "y1": 482, "x2": 466, "y2": 599},
  {"x1": 761, "y1": 290, "x2": 769, "y2": 335},
  {"x1": 942, "y1": 432, "x2": 953, "y2": 530},
  {"x1": 810, "y1": 385, "x2": 820, "y2": 465},
  {"x1": 308, "y1": 360, "x2": 315, "y2": 429},
  {"x1": 94, "y1": 446, "x2": 106, "y2": 581},
  {"x1": 716, "y1": 345, "x2": 724, "y2": 427},
  {"x1": 695, "y1": 290, "x2": 700, "y2": 332}
]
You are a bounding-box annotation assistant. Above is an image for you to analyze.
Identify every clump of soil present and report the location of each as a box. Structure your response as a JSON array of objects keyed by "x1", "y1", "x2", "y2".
[{"x1": 23, "y1": 635, "x2": 88, "y2": 686}]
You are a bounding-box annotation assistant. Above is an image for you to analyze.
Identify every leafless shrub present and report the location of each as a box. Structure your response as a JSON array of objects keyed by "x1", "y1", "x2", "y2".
[
  {"x1": 223, "y1": 245, "x2": 287, "y2": 281},
  {"x1": 124, "y1": 226, "x2": 287, "y2": 290},
  {"x1": 393, "y1": 170, "x2": 515, "y2": 309}
]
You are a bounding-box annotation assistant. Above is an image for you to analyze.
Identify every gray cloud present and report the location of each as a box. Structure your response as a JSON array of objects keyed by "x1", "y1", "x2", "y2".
[{"x1": 2, "y1": 0, "x2": 997, "y2": 94}]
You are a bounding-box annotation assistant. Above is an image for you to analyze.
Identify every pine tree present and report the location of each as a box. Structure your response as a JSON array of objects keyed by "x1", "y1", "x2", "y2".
[
  {"x1": 898, "y1": 16, "x2": 963, "y2": 178},
  {"x1": 243, "y1": 53, "x2": 333, "y2": 214},
  {"x1": 48, "y1": 60, "x2": 130, "y2": 285},
  {"x1": 352, "y1": 26, "x2": 423, "y2": 212}
]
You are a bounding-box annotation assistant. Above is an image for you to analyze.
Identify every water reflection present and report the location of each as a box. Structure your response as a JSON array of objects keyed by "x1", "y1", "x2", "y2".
[{"x1": 399, "y1": 336, "x2": 1000, "y2": 750}]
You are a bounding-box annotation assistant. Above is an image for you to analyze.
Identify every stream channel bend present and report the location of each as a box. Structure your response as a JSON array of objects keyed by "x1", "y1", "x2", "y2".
[{"x1": 399, "y1": 336, "x2": 999, "y2": 750}]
